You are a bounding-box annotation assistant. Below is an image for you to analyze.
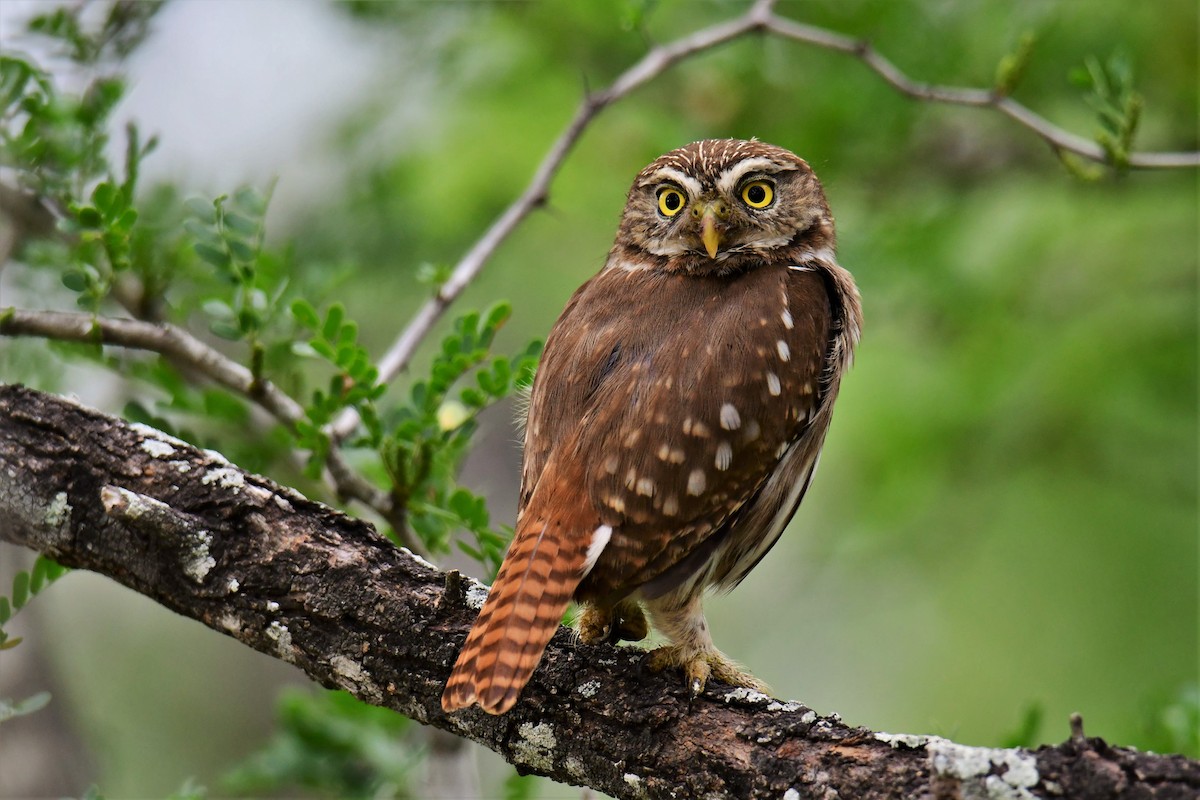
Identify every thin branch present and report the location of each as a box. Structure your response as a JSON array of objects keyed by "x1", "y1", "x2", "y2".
[
  {"x1": 329, "y1": 2, "x2": 1198, "y2": 441},
  {"x1": 2, "y1": 384, "x2": 1196, "y2": 800},
  {"x1": 0, "y1": 306, "x2": 417, "y2": 549},
  {"x1": 327, "y1": 0, "x2": 779, "y2": 441},
  {"x1": 760, "y1": 14, "x2": 1200, "y2": 169}
]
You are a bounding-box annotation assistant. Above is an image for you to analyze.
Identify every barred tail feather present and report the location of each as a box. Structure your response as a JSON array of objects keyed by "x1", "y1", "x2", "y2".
[{"x1": 441, "y1": 516, "x2": 586, "y2": 715}]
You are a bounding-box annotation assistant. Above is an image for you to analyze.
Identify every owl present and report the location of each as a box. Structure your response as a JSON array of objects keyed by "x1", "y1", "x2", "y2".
[{"x1": 442, "y1": 139, "x2": 862, "y2": 715}]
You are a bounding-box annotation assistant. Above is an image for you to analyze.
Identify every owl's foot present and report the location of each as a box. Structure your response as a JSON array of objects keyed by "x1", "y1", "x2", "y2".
[
  {"x1": 645, "y1": 645, "x2": 770, "y2": 698},
  {"x1": 577, "y1": 599, "x2": 649, "y2": 645}
]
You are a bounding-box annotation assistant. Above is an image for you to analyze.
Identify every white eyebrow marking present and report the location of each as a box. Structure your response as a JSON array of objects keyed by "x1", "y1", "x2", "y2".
[
  {"x1": 646, "y1": 166, "x2": 703, "y2": 198},
  {"x1": 716, "y1": 157, "x2": 785, "y2": 196}
]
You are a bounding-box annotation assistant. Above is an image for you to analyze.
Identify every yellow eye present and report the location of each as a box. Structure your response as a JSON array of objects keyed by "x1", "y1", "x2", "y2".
[
  {"x1": 657, "y1": 187, "x2": 686, "y2": 217},
  {"x1": 741, "y1": 180, "x2": 774, "y2": 209}
]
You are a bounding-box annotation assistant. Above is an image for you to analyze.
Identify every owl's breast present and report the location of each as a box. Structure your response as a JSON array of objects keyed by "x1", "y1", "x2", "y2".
[{"x1": 525, "y1": 264, "x2": 834, "y2": 603}]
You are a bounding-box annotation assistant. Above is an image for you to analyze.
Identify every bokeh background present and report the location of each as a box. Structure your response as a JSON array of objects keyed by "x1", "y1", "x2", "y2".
[{"x1": 1, "y1": 1, "x2": 1196, "y2": 798}]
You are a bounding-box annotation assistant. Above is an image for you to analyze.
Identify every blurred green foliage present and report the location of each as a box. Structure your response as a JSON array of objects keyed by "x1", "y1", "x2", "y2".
[
  {"x1": 1, "y1": 0, "x2": 1196, "y2": 798},
  {"x1": 222, "y1": 689, "x2": 416, "y2": 798}
]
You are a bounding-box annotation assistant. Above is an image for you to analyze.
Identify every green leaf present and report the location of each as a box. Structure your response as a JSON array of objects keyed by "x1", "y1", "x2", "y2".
[
  {"x1": 0, "y1": 597, "x2": 10, "y2": 625},
  {"x1": 0, "y1": 691, "x2": 51, "y2": 723},
  {"x1": 75, "y1": 205, "x2": 102, "y2": 228},
  {"x1": 232, "y1": 186, "x2": 267, "y2": 216},
  {"x1": 91, "y1": 181, "x2": 116, "y2": 213},
  {"x1": 194, "y1": 242, "x2": 231, "y2": 269},
  {"x1": 223, "y1": 211, "x2": 259, "y2": 236},
  {"x1": 322, "y1": 304, "x2": 345, "y2": 344},
  {"x1": 11, "y1": 572, "x2": 29, "y2": 610},
  {"x1": 184, "y1": 196, "x2": 217, "y2": 222},
  {"x1": 227, "y1": 238, "x2": 257, "y2": 263},
  {"x1": 61, "y1": 270, "x2": 88, "y2": 292},
  {"x1": 291, "y1": 299, "x2": 320, "y2": 328}
]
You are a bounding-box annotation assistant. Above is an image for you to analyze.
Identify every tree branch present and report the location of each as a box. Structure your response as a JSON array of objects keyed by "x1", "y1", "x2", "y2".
[
  {"x1": 0, "y1": 307, "x2": 417, "y2": 550},
  {"x1": 328, "y1": 2, "x2": 1199, "y2": 440},
  {"x1": 2, "y1": 384, "x2": 1195, "y2": 799}
]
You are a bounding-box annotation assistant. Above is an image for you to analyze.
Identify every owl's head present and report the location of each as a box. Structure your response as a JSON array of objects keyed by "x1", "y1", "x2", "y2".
[{"x1": 608, "y1": 139, "x2": 835, "y2": 275}]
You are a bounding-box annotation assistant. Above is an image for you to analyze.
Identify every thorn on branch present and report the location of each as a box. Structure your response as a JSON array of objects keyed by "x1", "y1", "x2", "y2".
[
  {"x1": 439, "y1": 568, "x2": 465, "y2": 610},
  {"x1": 1069, "y1": 712, "x2": 1086, "y2": 744}
]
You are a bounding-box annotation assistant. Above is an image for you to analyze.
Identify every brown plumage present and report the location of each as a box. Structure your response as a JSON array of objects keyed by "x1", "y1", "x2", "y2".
[{"x1": 442, "y1": 139, "x2": 862, "y2": 715}]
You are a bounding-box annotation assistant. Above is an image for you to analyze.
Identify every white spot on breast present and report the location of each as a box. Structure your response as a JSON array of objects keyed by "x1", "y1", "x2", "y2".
[
  {"x1": 776, "y1": 340, "x2": 791, "y2": 362},
  {"x1": 604, "y1": 455, "x2": 620, "y2": 474},
  {"x1": 767, "y1": 372, "x2": 782, "y2": 396},
  {"x1": 801, "y1": 382, "x2": 814, "y2": 395},
  {"x1": 625, "y1": 468, "x2": 637, "y2": 490},
  {"x1": 582, "y1": 525, "x2": 613, "y2": 577},
  {"x1": 687, "y1": 469, "x2": 707, "y2": 496},
  {"x1": 636, "y1": 477, "x2": 655, "y2": 497},
  {"x1": 663, "y1": 495, "x2": 679, "y2": 516},
  {"x1": 657, "y1": 444, "x2": 671, "y2": 461},
  {"x1": 743, "y1": 419, "x2": 761, "y2": 441},
  {"x1": 668, "y1": 448, "x2": 686, "y2": 464},
  {"x1": 606, "y1": 495, "x2": 626, "y2": 513},
  {"x1": 719, "y1": 403, "x2": 741, "y2": 430},
  {"x1": 623, "y1": 429, "x2": 641, "y2": 447},
  {"x1": 781, "y1": 310, "x2": 794, "y2": 329},
  {"x1": 715, "y1": 441, "x2": 732, "y2": 471}
]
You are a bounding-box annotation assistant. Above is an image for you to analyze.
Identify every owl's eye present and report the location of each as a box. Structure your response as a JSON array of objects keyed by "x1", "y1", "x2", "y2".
[
  {"x1": 657, "y1": 187, "x2": 686, "y2": 217},
  {"x1": 741, "y1": 180, "x2": 774, "y2": 209}
]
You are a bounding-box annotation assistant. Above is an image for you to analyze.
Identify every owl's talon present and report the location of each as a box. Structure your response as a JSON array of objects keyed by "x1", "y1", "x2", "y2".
[{"x1": 645, "y1": 645, "x2": 768, "y2": 698}]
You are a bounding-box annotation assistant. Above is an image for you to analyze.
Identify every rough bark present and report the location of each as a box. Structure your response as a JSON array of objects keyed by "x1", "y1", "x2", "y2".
[{"x1": 0, "y1": 384, "x2": 1195, "y2": 800}]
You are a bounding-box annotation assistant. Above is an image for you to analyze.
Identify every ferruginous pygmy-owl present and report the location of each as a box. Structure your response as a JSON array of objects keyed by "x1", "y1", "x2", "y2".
[{"x1": 442, "y1": 139, "x2": 862, "y2": 715}]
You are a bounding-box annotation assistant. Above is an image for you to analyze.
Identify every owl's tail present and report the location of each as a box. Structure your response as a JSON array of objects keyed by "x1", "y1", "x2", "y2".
[{"x1": 441, "y1": 512, "x2": 587, "y2": 715}]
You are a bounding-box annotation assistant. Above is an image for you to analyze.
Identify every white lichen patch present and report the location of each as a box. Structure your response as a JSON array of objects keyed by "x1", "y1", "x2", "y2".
[
  {"x1": 202, "y1": 447, "x2": 231, "y2": 465},
  {"x1": 183, "y1": 530, "x2": 216, "y2": 584},
  {"x1": 800, "y1": 710, "x2": 817, "y2": 724},
  {"x1": 201, "y1": 466, "x2": 244, "y2": 491},
  {"x1": 46, "y1": 491, "x2": 72, "y2": 528},
  {"x1": 513, "y1": 721, "x2": 557, "y2": 772},
  {"x1": 169, "y1": 460, "x2": 192, "y2": 473},
  {"x1": 266, "y1": 600, "x2": 280, "y2": 612},
  {"x1": 330, "y1": 655, "x2": 382, "y2": 702},
  {"x1": 227, "y1": 578, "x2": 240, "y2": 593},
  {"x1": 577, "y1": 680, "x2": 601, "y2": 698},
  {"x1": 465, "y1": 583, "x2": 490, "y2": 611},
  {"x1": 243, "y1": 482, "x2": 274, "y2": 503},
  {"x1": 622, "y1": 772, "x2": 650, "y2": 800},
  {"x1": 140, "y1": 438, "x2": 176, "y2": 458},
  {"x1": 129, "y1": 423, "x2": 190, "y2": 450},
  {"x1": 219, "y1": 613, "x2": 242, "y2": 633},
  {"x1": 928, "y1": 738, "x2": 1040, "y2": 800},
  {"x1": 399, "y1": 547, "x2": 439, "y2": 572},
  {"x1": 875, "y1": 732, "x2": 931, "y2": 749},
  {"x1": 723, "y1": 687, "x2": 771, "y2": 705},
  {"x1": 266, "y1": 620, "x2": 293, "y2": 660},
  {"x1": 765, "y1": 699, "x2": 803, "y2": 713},
  {"x1": 784, "y1": 789, "x2": 801, "y2": 800},
  {"x1": 564, "y1": 756, "x2": 587, "y2": 781}
]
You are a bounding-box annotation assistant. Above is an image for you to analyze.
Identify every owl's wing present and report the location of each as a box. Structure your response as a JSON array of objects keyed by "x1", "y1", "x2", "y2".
[{"x1": 521, "y1": 263, "x2": 834, "y2": 605}]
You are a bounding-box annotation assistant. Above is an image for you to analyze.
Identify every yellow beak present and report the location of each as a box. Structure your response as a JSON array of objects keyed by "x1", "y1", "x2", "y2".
[{"x1": 699, "y1": 205, "x2": 723, "y2": 258}]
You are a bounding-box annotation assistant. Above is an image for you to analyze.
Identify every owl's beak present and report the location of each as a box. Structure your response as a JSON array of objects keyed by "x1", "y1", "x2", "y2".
[{"x1": 694, "y1": 200, "x2": 728, "y2": 258}]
